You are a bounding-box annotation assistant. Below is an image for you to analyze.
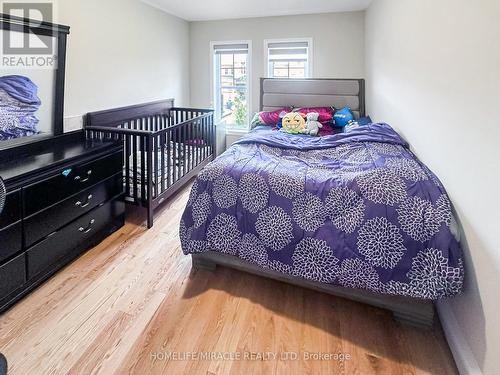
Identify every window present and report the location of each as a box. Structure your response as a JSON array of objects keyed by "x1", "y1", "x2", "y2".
[
  {"x1": 212, "y1": 42, "x2": 251, "y2": 130},
  {"x1": 265, "y1": 39, "x2": 312, "y2": 79}
]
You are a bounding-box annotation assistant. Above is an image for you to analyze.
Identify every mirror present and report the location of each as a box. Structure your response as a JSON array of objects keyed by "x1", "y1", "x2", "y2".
[{"x1": 0, "y1": 14, "x2": 69, "y2": 150}]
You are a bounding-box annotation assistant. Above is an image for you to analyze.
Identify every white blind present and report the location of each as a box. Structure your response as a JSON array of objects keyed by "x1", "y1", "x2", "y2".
[
  {"x1": 213, "y1": 43, "x2": 248, "y2": 55},
  {"x1": 268, "y1": 41, "x2": 309, "y2": 62}
]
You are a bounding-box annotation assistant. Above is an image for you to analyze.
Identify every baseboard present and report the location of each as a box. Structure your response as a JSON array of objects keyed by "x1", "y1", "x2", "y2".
[{"x1": 436, "y1": 301, "x2": 482, "y2": 375}]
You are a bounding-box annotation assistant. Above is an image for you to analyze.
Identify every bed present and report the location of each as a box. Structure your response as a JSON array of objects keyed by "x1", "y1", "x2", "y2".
[
  {"x1": 180, "y1": 78, "x2": 464, "y2": 327},
  {"x1": 84, "y1": 100, "x2": 215, "y2": 228}
]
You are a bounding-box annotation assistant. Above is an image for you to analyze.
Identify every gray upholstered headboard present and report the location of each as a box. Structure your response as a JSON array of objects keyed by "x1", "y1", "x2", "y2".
[{"x1": 260, "y1": 78, "x2": 365, "y2": 119}]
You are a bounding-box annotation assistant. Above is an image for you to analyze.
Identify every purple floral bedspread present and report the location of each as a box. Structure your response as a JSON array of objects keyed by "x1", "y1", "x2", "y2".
[{"x1": 180, "y1": 123, "x2": 464, "y2": 299}]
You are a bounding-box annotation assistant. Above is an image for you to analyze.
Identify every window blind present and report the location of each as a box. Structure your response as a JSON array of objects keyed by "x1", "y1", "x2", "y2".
[
  {"x1": 213, "y1": 43, "x2": 249, "y2": 55},
  {"x1": 268, "y1": 41, "x2": 309, "y2": 61}
]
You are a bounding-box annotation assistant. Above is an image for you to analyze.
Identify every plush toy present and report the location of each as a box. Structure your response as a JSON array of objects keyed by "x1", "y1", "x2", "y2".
[
  {"x1": 333, "y1": 107, "x2": 354, "y2": 127},
  {"x1": 304, "y1": 112, "x2": 323, "y2": 136},
  {"x1": 280, "y1": 112, "x2": 306, "y2": 134}
]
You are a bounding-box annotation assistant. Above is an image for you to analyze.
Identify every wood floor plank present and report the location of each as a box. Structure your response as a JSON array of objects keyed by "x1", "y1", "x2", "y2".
[
  {"x1": 205, "y1": 272, "x2": 259, "y2": 375},
  {"x1": 0, "y1": 182, "x2": 458, "y2": 375},
  {"x1": 69, "y1": 291, "x2": 166, "y2": 375},
  {"x1": 338, "y1": 299, "x2": 406, "y2": 375},
  {"x1": 180, "y1": 268, "x2": 249, "y2": 375},
  {"x1": 115, "y1": 268, "x2": 215, "y2": 374}
]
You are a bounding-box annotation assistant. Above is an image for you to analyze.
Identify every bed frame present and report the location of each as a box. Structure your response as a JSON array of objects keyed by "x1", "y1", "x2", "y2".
[
  {"x1": 192, "y1": 252, "x2": 434, "y2": 327},
  {"x1": 85, "y1": 100, "x2": 214, "y2": 228},
  {"x1": 192, "y1": 78, "x2": 435, "y2": 328}
]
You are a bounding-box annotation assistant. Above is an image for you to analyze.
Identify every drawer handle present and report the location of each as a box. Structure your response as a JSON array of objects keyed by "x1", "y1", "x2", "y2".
[
  {"x1": 75, "y1": 194, "x2": 93, "y2": 208},
  {"x1": 78, "y1": 219, "x2": 95, "y2": 234},
  {"x1": 75, "y1": 170, "x2": 92, "y2": 183}
]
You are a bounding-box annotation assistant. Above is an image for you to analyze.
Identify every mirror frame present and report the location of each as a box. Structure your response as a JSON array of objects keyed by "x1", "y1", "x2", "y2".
[{"x1": 0, "y1": 13, "x2": 70, "y2": 151}]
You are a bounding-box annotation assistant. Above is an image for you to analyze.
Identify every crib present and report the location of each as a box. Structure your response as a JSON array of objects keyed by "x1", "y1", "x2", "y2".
[{"x1": 84, "y1": 99, "x2": 215, "y2": 228}]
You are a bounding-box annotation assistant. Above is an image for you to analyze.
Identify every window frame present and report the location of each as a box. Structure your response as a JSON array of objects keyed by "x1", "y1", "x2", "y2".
[
  {"x1": 264, "y1": 37, "x2": 313, "y2": 79},
  {"x1": 209, "y1": 40, "x2": 252, "y2": 131}
]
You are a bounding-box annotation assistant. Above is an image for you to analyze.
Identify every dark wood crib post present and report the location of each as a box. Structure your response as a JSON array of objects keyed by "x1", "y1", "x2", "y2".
[
  {"x1": 210, "y1": 112, "x2": 216, "y2": 159},
  {"x1": 146, "y1": 133, "x2": 154, "y2": 228}
]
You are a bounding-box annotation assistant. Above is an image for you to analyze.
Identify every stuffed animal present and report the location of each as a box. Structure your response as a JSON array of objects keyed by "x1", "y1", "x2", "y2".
[
  {"x1": 304, "y1": 112, "x2": 323, "y2": 136},
  {"x1": 280, "y1": 112, "x2": 306, "y2": 134}
]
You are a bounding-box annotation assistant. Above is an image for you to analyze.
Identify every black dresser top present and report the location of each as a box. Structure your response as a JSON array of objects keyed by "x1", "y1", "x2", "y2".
[{"x1": 0, "y1": 132, "x2": 122, "y2": 187}]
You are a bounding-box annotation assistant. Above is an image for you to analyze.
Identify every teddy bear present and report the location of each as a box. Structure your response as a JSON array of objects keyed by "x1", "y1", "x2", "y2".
[{"x1": 304, "y1": 112, "x2": 323, "y2": 136}]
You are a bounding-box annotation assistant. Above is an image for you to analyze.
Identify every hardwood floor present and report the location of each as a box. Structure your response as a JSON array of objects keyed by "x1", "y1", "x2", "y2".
[{"x1": 0, "y1": 182, "x2": 458, "y2": 375}]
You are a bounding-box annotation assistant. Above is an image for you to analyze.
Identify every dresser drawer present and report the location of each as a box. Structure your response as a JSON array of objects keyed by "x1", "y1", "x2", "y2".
[
  {"x1": 24, "y1": 173, "x2": 124, "y2": 247},
  {"x1": 24, "y1": 150, "x2": 123, "y2": 216},
  {"x1": 0, "y1": 223, "x2": 22, "y2": 263},
  {"x1": 0, "y1": 254, "x2": 26, "y2": 301},
  {"x1": 27, "y1": 199, "x2": 125, "y2": 279},
  {"x1": 0, "y1": 190, "x2": 21, "y2": 228},
  {"x1": 0, "y1": 190, "x2": 22, "y2": 262}
]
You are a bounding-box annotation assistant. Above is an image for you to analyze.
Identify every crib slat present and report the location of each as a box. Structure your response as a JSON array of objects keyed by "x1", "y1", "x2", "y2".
[
  {"x1": 154, "y1": 134, "x2": 158, "y2": 198},
  {"x1": 167, "y1": 129, "x2": 171, "y2": 188},
  {"x1": 200, "y1": 117, "x2": 205, "y2": 161},
  {"x1": 205, "y1": 117, "x2": 209, "y2": 159},
  {"x1": 206, "y1": 116, "x2": 211, "y2": 157},
  {"x1": 146, "y1": 135, "x2": 153, "y2": 205},
  {"x1": 205, "y1": 116, "x2": 210, "y2": 158},
  {"x1": 125, "y1": 133, "x2": 130, "y2": 198},
  {"x1": 211, "y1": 113, "x2": 215, "y2": 156},
  {"x1": 141, "y1": 136, "x2": 146, "y2": 202},
  {"x1": 199, "y1": 118, "x2": 203, "y2": 165},
  {"x1": 187, "y1": 121, "x2": 192, "y2": 171},
  {"x1": 182, "y1": 123, "x2": 187, "y2": 177},
  {"x1": 177, "y1": 123, "x2": 181, "y2": 179},
  {"x1": 173, "y1": 126, "x2": 178, "y2": 182},
  {"x1": 176, "y1": 127, "x2": 181, "y2": 182},
  {"x1": 161, "y1": 117, "x2": 166, "y2": 193},
  {"x1": 207, "y1": 116, "x2": 211, "y2": 158},
  {"x1": 201, "y1": 117, "x2": 207, "y2": 160},
  {"x1": 195, "y1": 120, "x2": 199, "y2": 166},
  {"x1": 133, "y1": 134, "x2": 138, "y2": 201},
  {"x1": 198, "y1": 118, "x2": 202, "y2": 163}
]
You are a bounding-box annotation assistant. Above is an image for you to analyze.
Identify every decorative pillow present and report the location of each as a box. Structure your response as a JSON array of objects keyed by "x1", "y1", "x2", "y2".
[
  {"x1": 333, "y1": 107, "x2": 354, "y2": 127},
  {"x1": 357, "y1": 116, "x2": 372, "y2": 126},
  {"x1": 280, "y1": 112, "x2": 306, "y2": 134},
  {"x1": 251, "y1": 107, "x2": 292, "y2": 127},
  {"x1": 293, "y1": 107, "x2": 334, "y2": 124}
]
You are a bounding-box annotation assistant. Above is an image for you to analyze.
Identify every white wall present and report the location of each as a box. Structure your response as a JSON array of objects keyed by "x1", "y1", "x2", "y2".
[
  {"x1": 189, "y1": 12, "x2": 365, "y2": 116},
  {"x1": 365, "y1": 1, "x2": 500, "y2": 374},
  {"x1": 54, "y1": 0, "x2": 190, "y2": 130}
]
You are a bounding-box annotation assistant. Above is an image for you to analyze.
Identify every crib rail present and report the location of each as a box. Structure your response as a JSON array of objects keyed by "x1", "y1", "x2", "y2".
[{"x1": 84, "y1": 103, "x2": 215, "y2": 228}]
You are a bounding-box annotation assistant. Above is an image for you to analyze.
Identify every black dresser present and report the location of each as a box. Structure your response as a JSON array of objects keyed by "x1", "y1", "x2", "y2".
[{"x1": 0, "y1": 132, "x2": 125, "y2": 313}]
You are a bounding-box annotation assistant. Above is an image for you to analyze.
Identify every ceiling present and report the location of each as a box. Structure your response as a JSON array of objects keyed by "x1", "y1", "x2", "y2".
[{"x1": 142, "y1": 0, "x2": 372, "y2": 21}]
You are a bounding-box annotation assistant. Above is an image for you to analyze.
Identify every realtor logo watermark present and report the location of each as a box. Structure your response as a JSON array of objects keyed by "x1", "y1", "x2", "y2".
[{"x1": 1, "y1": 1, "x2": 57, "y2": 69}]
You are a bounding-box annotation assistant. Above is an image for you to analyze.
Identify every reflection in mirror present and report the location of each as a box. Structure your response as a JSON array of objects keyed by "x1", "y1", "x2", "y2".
[{"x1": 0, "y1": 27, "x2": 58, "y2": 147}]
